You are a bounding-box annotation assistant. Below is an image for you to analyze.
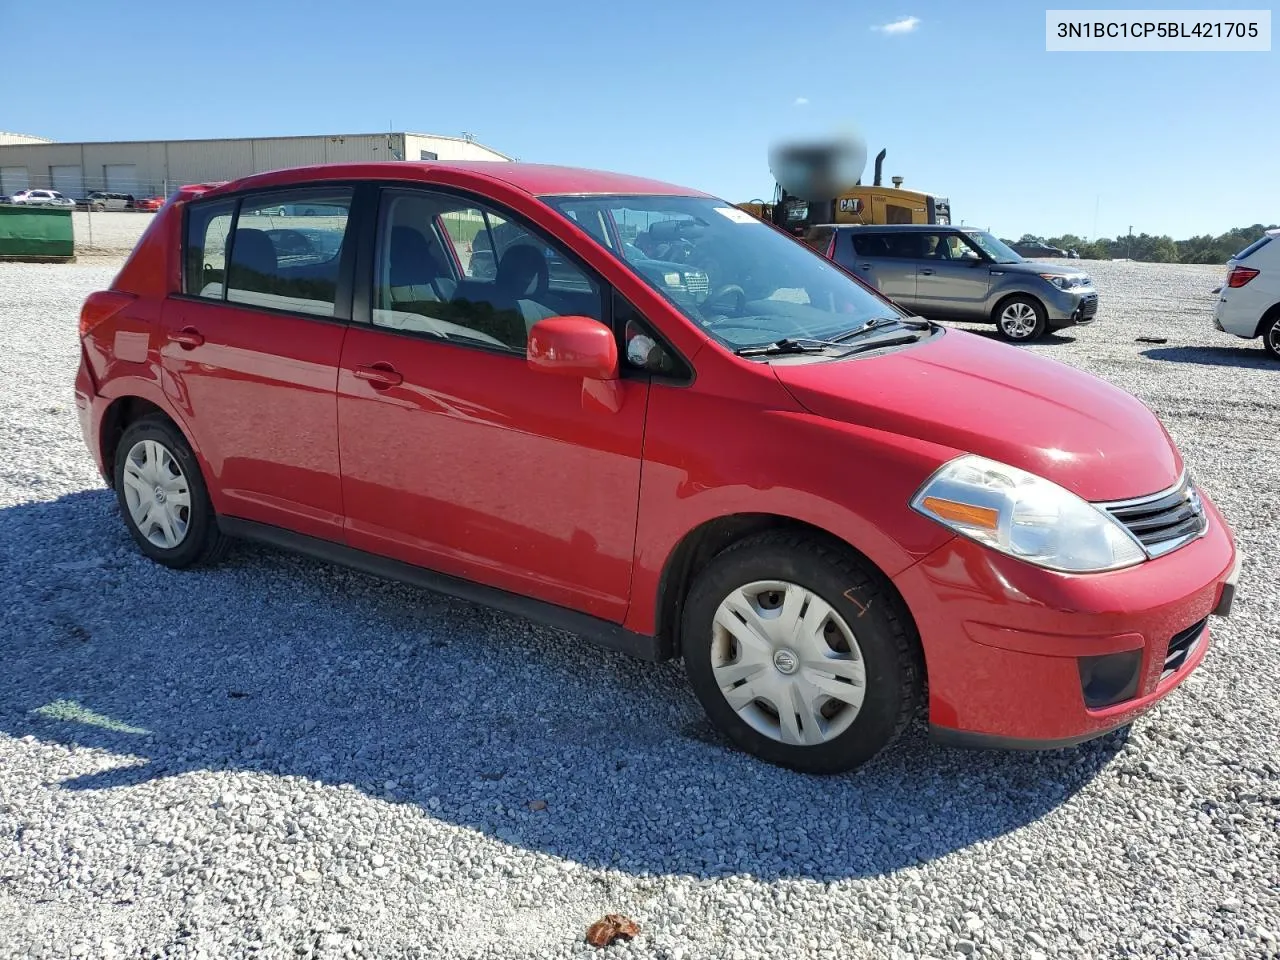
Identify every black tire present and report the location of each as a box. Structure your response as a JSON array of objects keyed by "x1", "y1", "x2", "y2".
[
  {"x1": 1261, "y1": 311, "x2": 1280, "y2": 360},
  {"x1": 682, "y1": 532, "x2": 923, "y2": 775},
  {"x1": 993, "y1": 295, "x2": 1049, "y2": 342},
  {"x1": 113, "y1": 414, "x2": 231, "y2": 569}
]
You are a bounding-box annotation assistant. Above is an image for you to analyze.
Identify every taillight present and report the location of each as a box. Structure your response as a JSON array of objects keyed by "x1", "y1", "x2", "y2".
[
  {"x1": 825, "y1": 234, "x2": 836, "y2": 259},
  {"x1": 79, "y1": 291, "x2": 135, "y2": 338},
  {"x1": 1227, "y1": 266, "x2": 1259, "y2": 288}
]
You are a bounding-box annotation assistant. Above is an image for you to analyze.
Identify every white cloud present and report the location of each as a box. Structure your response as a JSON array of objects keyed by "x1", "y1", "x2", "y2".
[
  {"x1": 793, "y1": 97, "x2": 810, "y2": 106},
  {"x1": 873, "y1": 15, "x2": 921, "y2": 34}
]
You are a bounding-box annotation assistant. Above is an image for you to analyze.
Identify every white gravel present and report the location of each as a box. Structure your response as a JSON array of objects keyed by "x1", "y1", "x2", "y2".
[
  {"x1": 0, "y1": 258, "x2": 1277, "y2": 960},
  {"x1": 71, "y1": 212, "x2": 154, "y2": 254}
]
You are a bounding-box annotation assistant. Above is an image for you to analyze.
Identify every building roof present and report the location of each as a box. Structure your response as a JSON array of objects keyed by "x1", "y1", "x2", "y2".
[
  {"x1": 202, "y1": 161, "x2": 711, "y2": 200},
  {"x1": 0, "y1": 131, "x2": 53, "y2": 144},
  {"x1": 0, "y1": 131, "x2": 508, "y2": 156}
]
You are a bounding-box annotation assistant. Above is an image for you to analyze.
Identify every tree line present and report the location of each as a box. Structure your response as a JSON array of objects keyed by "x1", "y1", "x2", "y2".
[{"x1": 999, "y1": 224, "x2": 1277, "y2": 263}]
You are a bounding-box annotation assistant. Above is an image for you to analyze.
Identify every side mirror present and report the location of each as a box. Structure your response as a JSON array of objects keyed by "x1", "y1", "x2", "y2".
[{"x1": 527, "y1": 315, "x2": 619, "y2": 381}]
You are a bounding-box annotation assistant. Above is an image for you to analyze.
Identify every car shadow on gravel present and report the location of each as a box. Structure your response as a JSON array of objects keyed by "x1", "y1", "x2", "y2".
[
  {"x1": 1, "y1": 490, "x2": 1127, "y2": 882},
  {"x1": 945, "y1": 324, "x2": 1078, "y2": 346},
  {"x1": 1142, "y1": 345, "x2": 1276, "y2": 368}
]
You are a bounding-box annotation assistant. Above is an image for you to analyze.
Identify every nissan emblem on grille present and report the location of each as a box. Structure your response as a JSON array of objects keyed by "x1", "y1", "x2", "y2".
[{"x1": 1098, "y1": 473, "x2": 1209, "y2": 559}]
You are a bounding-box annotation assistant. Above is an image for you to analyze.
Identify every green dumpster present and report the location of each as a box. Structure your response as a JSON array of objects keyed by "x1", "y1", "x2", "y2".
[{"x1": 0, "y1": 205, "x2": 76, "y2": 262}]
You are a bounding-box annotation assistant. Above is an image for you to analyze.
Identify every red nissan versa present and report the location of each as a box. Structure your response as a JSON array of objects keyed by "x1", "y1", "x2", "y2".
[{"x1": 74, "y1": 162, "x2": 1241, "y2": 774}]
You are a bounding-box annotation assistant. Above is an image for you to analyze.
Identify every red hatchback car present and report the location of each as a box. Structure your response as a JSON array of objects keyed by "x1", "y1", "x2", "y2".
[{"x1": 75, "y1": 161, "x2": 1241, "y2": 773}]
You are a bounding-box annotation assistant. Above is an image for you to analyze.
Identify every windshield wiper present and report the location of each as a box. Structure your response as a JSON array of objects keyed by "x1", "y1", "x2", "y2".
[
  {"x1": 831, "y1": 316, "x2": 930, "y2": 341},
  {"x1": 735, "y1": 337, "x2": 852, "y2": 357}
]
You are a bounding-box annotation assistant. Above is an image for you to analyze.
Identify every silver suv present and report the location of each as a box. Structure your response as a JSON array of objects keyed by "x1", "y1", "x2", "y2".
[{"x1": 805, "y1": 224, "x2": 1098, "y2": 342}]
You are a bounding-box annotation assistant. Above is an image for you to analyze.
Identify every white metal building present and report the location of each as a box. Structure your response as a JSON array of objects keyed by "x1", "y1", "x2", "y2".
[
  {"x1": 0, "y1": 132, "x2": 511, "y2": 199},
  {"x1": 0, "y1": 131, "x2": 53, "y2": 147}
]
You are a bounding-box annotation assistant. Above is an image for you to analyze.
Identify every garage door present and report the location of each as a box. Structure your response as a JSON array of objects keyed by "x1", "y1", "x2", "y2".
[
  {"x1": 104, "y1": 164, "x2": 137, "y2": 194},
  {"x1": 1, "y1": 166, "x2": 29, "y2": 195},
  {"x1": 51, "y1": 165, "x2": 84, "y2": 199}
]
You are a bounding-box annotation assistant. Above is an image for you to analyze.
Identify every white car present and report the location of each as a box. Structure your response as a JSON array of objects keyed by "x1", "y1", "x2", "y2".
[
  {"x1": 9, "y1": 189, "x2": 75, "y2": 208},
  {"x1": 1214, "y1": 229, "x2": 1280, "y2": 359}
]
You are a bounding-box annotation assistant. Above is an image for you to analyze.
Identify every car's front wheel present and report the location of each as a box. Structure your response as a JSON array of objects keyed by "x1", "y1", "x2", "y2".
[
  {"x1": 994, "y1": 295, "x2": 1048, "y2": 342},
  {"x1": 682, "y1": 533, "x2": 922, "y2": 774},
  {"x1": 113, "y1": 415, "x2": 230, "y2": 568}
]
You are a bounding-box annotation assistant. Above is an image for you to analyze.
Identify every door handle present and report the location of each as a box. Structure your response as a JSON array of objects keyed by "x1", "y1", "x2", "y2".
[
  {"x1": 353, "y1": 363, "x2": 404, "y2": 389},
  {"x1": 919, "y1": 268, "x2": 936, "y2": 276},
  {"x1": 168, "y1": 327, "x2": 204, "y2": 349},
  {"x1": 857, "y1": 263, "x2": 873, "y2": 270}
]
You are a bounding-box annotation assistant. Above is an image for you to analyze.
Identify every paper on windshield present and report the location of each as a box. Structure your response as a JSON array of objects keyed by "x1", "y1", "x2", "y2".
[{"x1": 713, "y1": 207, "x2": 763, "y2": 224}]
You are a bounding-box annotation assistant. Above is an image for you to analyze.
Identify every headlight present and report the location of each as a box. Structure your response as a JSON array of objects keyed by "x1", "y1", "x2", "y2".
[
  {"x1": 1040, "y1": 273, "x2": 1083, "y2": 290},
  {"x1": 662, "y1": 272, "x2": 682, "y2": 287},
  {"x1": 911, "y1": 455, "x2": 1146, "y2": 572}
]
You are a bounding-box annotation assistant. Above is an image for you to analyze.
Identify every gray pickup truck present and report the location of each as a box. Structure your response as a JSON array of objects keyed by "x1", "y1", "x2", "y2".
[{"x1": 803, "y1": 223, "x2": 1098, "y2": 342}]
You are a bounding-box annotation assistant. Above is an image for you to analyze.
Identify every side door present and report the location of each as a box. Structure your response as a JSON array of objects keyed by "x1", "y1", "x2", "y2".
[
  {"x1": 914, "y1": 232, "x2": 993, "y2": 320},
  {"x1": 159, "y1": 187, "x2": 357, "y2": 541},
  {"x1": 848, "y1": 231, "x2": 920, "y2": 306},
  {"x1": 336, "y1": 187, "x2": 648, "y2": 622}
]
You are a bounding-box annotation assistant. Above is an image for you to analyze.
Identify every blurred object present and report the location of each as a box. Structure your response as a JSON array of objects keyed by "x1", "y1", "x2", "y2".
[
  {"x1": 738, "y1": 138, "x2": 951, "y2": 235},
  {"x1": 768, "y1": 134, "x2": 867, "y2": 202}
]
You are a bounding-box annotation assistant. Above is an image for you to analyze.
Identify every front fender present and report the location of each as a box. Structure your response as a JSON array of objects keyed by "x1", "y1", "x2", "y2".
[{"x1": 625, "y1": 386, "x2": 959, "y2": 635}]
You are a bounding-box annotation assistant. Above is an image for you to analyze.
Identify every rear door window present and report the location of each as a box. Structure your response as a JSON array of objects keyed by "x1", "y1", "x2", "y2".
[
  {"x1": 184, "y1": 190, "x2": 353, "y2": 316},
  {"x1": 228, "y1": 191, "x2": 352, "y2": 316}
]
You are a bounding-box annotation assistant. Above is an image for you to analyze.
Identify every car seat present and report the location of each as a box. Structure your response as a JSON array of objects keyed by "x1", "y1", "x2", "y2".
[{"x1": 388, "y1": 225, "x2": 457, "y2": 305}]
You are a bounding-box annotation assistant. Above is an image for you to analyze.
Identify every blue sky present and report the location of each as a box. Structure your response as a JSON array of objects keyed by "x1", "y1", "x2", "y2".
[{"x1": 2, "y1": 0, "x2": 1274, "y2": 239}]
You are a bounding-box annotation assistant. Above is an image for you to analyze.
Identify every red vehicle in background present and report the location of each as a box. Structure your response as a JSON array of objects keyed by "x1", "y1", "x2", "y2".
[
  {"x1": 73, "y1": 161, "x2": 1240, "y2": 773},
  {"x1": 135, "y1": 196, "x2": 165, "y2": 212}
]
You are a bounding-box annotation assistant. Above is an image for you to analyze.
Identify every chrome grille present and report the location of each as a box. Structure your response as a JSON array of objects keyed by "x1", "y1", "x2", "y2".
[{"x1": 1098, "y1": 472, "x2": 1208, "y2": 558}]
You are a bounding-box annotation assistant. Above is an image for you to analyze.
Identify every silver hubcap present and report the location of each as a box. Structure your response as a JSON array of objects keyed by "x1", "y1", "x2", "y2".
[
  {"x1": 1268, "y1": 318, "x2": 1280, "y2": 356},
  {"x1": 121, "y1": 439, "x2": 191, "y2": 549},
  {"x1": 711, "y1": 580, "x2": 866, "y2": 747},
  {"x1": 999, "y1": 302, "x2": 1038, "y2": 339}
]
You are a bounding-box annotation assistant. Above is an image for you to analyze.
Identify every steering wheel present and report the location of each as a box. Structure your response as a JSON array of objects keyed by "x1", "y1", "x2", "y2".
[{"x1": 701, "y1": 284, "x2": 746, "y2": 319}]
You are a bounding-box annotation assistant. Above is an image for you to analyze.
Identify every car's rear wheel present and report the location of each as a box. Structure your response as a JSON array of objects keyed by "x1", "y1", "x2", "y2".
[
  {"x1": 682, "y1": 533, "x2": 922, "y2": 774},
  {"x1": 113, "y1": 415, "x2": 230, "y2": 568},
  {"x1": 994, "y1": 296, "x2": 1048, "y2": 342},
  {"x1": 1262, "y1": 312, "x2": 1280, "y2": 359}
]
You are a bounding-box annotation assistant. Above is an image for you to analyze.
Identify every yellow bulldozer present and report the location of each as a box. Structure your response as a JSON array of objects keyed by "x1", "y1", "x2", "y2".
[{"x1": 737, "y1": 148, "x2": 950, "y2": 235}]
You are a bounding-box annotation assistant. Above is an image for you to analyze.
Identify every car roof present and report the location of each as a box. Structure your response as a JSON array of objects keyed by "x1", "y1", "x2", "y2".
[
  {"x1": 195, "y1": 161, "x2": 712, "y2": 201},
  {"x1": 816, "y1": 223, "x2": 976, "y2": 233}
]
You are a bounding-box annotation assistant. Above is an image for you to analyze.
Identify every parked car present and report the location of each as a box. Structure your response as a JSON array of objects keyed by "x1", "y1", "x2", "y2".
[
  {"x1": 75, "y1": 162, "x2": 1239, "y2": 774},
  {"x1": 85, "y1": 191, "x2": 136, "y2": 211},
  {"x1": 1010, "y1": 239, "x2": 1070, "y2": 259},
  {"x1": 9, "y1": 189, "x2": 75, "y2": 207},
  {"x1": 1213, "y1": 229, "x2": 1280, "y2": 359},
  {"x1": 802, "y1": 223, "x2": 1098, "y2": 341},
  {"x1": 136, "y1": 196, "x2": 166, "y2": 212}
]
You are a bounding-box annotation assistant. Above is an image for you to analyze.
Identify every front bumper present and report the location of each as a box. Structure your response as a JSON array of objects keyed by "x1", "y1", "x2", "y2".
[
  {"x1": 893, "y1": 490, "x2": 1238, "y2": 747},
  {"x1": 1044, "y1": 286, "x2": 1099, "y2": 326}
]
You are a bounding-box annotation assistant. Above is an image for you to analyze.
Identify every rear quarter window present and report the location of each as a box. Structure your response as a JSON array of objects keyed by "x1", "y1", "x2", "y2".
[{"x1": 185, "y1": 200, "x2": 236, "y2": 298}]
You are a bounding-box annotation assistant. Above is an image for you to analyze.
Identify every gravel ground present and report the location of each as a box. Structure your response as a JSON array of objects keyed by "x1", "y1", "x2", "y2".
[
  {"x1": 0, "y1": 258, "x2": 1277, "y2": 960},
  {"x1": 71, "y1": 213, "x2": 153, "y2": 254}
]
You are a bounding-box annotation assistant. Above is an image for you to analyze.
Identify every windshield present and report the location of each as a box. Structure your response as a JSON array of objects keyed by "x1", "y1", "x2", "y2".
[
  {"x1": 965, "y1": 231, "x2": 1023, "y2": 263},
  {"x1": 544, "y1": 195, "x2": 909, "y2": 350}
]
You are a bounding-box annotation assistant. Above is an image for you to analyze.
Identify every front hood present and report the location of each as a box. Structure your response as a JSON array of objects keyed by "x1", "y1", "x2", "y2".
[
  {"x1": 773, "y1": 330, "x2": 1181, "y2": 502},
  {"x1": 1000, "y1": 260, "x2": 1084, "y2": 278}
]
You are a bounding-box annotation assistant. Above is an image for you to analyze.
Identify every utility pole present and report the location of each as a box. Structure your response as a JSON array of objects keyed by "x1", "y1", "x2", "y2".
[{"x1": 1127, "y1": 225, "x2": 1133, "y2": 259}]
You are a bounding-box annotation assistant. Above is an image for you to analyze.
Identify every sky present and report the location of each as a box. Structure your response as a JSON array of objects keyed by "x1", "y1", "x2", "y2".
[{"x1": 1, "y1": 0, "x2": 1275, "y2": 240}]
